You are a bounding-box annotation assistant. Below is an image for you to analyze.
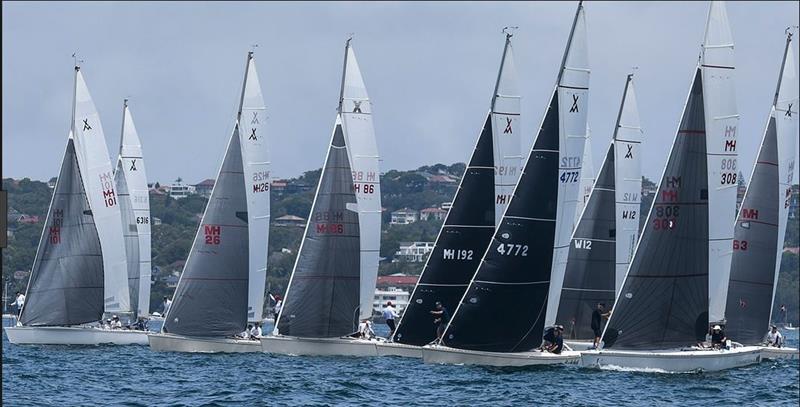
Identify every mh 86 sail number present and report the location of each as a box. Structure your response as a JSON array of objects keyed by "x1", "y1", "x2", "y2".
[{"x1": 352, "y1": 170, "x2": 377, "y2": 194}]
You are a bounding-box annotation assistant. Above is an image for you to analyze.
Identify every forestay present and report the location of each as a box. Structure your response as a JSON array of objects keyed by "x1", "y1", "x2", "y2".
[
  {"x1": 544, "y1": 2, "x2": 591, "y2": 327},
  {"x1": 238, "y1": 52, "x2": 271, "y2": 323},
  {"x1": 603, "y1": 70, "x2": 709, "y2": 350},
  {"x1": 20, "y1": 137, "x2": 104, "y2": 326},
  {"x1": 726, "y1": 33, "x2": 798, "y2": 344},
  {"x1": 114, "y1": 100, "x2": 152, "y2": 318},
  {"x1": 276, "y1": 123, "x2": 361, "y2": 338},
  {"x1": 701, "y1": 1, "x2": 739, "y2": 324},
  {"x1": 393, "y1": 34, "x2": 521, "y2": 346},
  {"x1": 72, "y1": 68, "x2": 131, "y2": 315},
  {"x1": 164, "y1": 128, "x2": 249, "y2": 337},
  {"x1": 338, "y1": 40, "x2": 381, "y2": 321}
]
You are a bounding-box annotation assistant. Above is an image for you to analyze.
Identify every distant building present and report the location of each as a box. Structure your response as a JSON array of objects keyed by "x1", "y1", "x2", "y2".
[
  {"x1": 390, "y1": 208, "x2": 418, "y2": 225},
  {"x1": 376, "y1": 274, "x2": 419, "y2": 290},
  {"x1": 275, "y1": 214, "x2": 306, "y2": 227},
  {"x1": 789, "y1": 184, "x2": 799, "y2": 220},
  {"x1": 428, "y1": 174, "x2": 459, "y2": 184},
  {"x1": 420, "y1": 207, "x2": 447, "y2": 221},
  {"x1": 152, "y1": 217, "x2": 162, "y2": 226},
  {"x1": 17, "y1": 215, "x2": 39, "y2": 224},
  {"x1": 271, "y1": 179, "x2": 288, "y2": 193},
  {"x1": 47, "y1": 177, "x2": 57, "y2": 189},
  {"x1": 440, "y1": 202, "x2": 453, "y2": 210},
  {"x1": 373, "y1": 287, "x2": 411, "y2": 316},
  {"x1": 394, "y1": 241, "x2": 435, "y2": 262},
  {"x1": 169, "y1": 179, "x2": 195, "y2": 200},
  {"x1": 194, "y1": 179, "x2": 215, "y2": 198}
]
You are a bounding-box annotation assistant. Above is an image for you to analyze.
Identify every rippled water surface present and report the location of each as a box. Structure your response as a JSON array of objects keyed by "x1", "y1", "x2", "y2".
[{"x1": 3, "y1": 323, "x2": 798, "y2": 406}]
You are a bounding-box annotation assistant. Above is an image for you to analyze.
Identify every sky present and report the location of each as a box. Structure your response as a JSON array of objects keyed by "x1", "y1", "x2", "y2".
[{"x1": 2, "y1": 1, "x2": 799, "y2": 185}]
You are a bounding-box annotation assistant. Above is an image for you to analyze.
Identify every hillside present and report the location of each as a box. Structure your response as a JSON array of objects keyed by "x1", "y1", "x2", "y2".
[{"x1": 3, "y1": 167, "x2": 799, "y2": 323}]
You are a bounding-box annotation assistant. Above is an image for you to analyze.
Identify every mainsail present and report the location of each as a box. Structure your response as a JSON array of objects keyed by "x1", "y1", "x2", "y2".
[
  {"x1": 725, "y1": 33, "x2": 798, "y2": 344},
  {"x1": 575, "y1": 125, "x2": 595, "y2": 227},
  {"x1": 393, "y1": 33, "x2": 521, "y2": 346},
  {"x1": 114, "y1": 100, "x2": 152, "y2": 318},
  {"x1": 555, "y1": 75, "x2": 642, "y2": 341},
  {"x1": 544, "y1": 2, "x2": 591, "y2": 327},
  {"x1": 164, "y1": 53, "x2": 268, "y2": 337},
  {"x1": 20, "y1": 137, "x2": 104, "y2": 326},
  {"x1": 338, "y1": 40, "x2": 381, "y2": 321},
  {"x1": 276, "y1": 121, "x2": 361, "y2": 337},
  {"x1": 72, "y1": 67, "x2": 131, "y2": 315},
  {"x1": 702, "y1": 1, "x2": 739, "y2": 324}
]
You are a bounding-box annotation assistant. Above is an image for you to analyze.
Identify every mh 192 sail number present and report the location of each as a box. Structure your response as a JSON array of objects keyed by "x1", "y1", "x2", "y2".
[{"x1": 443, "y1": 249, "x2": 473, "y2": 260}]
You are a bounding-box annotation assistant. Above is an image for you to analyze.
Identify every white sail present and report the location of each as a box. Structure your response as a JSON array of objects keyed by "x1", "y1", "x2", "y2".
[
  {"x1": 491, "y1": 35, "x2": 523, "y2": 221},
  {"x1": 71, "y1": 68, "x2": 131, "y2": 315},
  {"x1": 771, "y1": 37, "x2": 799, "y2": 322},
  {"x1": 545, "y1": 3, "x2": 591, "y2": 327},
  {"x1": 701, "y1": 1, "x2": 739, "y2": 323},
  {"x1": 237, "y1": 53, "x2": 271, "y2": 323},
  {"x1": 115, "y1": 100, "x2": 152, "y2": 317},
  {"x1": 338, "y1": 41, "x2": 381, "y2": 320},
  {"x1": 614, "y1": 77, "x2": 643, "y2": 295},
  {"x1": 575, "y1": 125, "x2": 595, "y2": 228}
]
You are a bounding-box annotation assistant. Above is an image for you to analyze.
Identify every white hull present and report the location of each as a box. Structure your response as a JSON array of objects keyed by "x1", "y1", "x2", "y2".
[
  {"x1": 564, "y1": 340, "x2": 595, "y2": 351},
  {"x1": 760, "y1": 347, "x2": 799, "y2": 360},
  {"x1": 260, "y1": 335, "x2": 379, "y2": 357},
  {"x1": 148, "y1": 333, "x2": 260, "y2": 353},
  {"x1": 422, "y1": 345, "x2": 580, "y2": 367},
  {"x1": 580, "y1": 346, "x2": 763, "y2": 372},
  {"x1": 4, "y1": 326, "x2": 148, "y2": 345},
  {"x1": 375, "y1": 342, "x2": 423, "y2": 358}
]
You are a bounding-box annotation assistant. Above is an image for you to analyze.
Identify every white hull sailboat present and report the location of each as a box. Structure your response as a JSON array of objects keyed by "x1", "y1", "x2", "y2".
[
  {"x1": 423, "y1": 345, "x2": 580, "y2": 367},
  {"x1": 6, "y1": 325, "x2": 148, "y2": 346},
  {"x1": 580, "y1": 347, "x2": 762, "y2": 373},
  {"x1": 760, "y1": 347, "x2": 799, "y2": 360},
  {"x1": 375, "y1": 341, "x2": 424, "y2": 358},
  {"x1": 148, "y1": 332, "x2": 260, "y2": 353},
  {"x1": 261, "y1": 336, "x2": 380, "y2": 357}
]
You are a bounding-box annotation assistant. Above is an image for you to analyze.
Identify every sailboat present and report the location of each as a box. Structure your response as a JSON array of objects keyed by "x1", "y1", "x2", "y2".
[
  {"x1": 148, "y1": 51, "x2": 271, "y2": 353},
  {"x1": 377, "y1": 30, "x2": 523, "y2": 358},
  {"x1": 556, "y1": 74, "x2": 642, "y2": 351},
  {"x1": 261, "y1": 38, "x2": 382, "y2": 357},
  {"x1": 114, "y1": 99, "x2": 152, "y2": 323},
  {"x1": 581, "y1": 1, "x2": 762, "y2": 372},
  {"x1": 5, "y1": 65, "x2": 143, "y2": 345},
  {"x1": 423, "y1": 1, "x2": 589, "y2": 367},
  {"x1": 724, "y1": 31, "x2": 798, "y2": 361}
]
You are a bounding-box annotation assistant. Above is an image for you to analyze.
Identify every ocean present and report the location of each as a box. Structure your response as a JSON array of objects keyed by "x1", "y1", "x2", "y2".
[{"x1": 2, "y1": 320, "x2": 798, "y2": 406}]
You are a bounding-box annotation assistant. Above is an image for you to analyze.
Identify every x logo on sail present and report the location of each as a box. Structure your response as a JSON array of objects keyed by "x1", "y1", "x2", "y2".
[
  {"x1": 251, "y1": 112, "x2": 259, "y2": 124},
  {"x1": 249, "y1": 128, "x2": 258, "y2": 141},
  {"x1": 504, "y1": 117, "x2": 513, "y2": 134},
  {"x1": 787, "y1": 103, "x2": 794, "y2": 117},
  {"x1": 130, "y1": 159, "x2": 137, "y2": 171},
  {"x1": 83, "y1": 119, "x2": 92, "y2": 131},
  {"x1": 569, "y1": 95, "x2": 579, "y2": 113},
  {"x1": 353, "y1": 100, "x2": 362, "y2": 113},
  {"x1": 739, "y1": 298, "x2": 747, "y2": 308},
  {"x1": 625, "y1": 144, "x2": 633, "y2": 159}
]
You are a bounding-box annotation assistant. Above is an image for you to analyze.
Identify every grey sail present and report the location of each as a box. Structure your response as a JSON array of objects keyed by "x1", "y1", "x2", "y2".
[
  {"x1": 163, "y1": 127, "x2": 249, "y2": 337},
  {"x1": 603, "y1": 70, "x2": 709, "y2": 349},
  {"x1": 724, "y1": 118, "x2": 779, "y2": 344},
  {"x1": 555, "y1": 144, "x2": 615, "y2": 340},
  {"x1": 20, "y1": 139, "x2": 104, "y2": 326},
  {"x1": 114, "y1": 158, "x2": 140, "y2": 318},
  {"x1": 276, "y1": 123, "x2": 360, "y2": 338}
]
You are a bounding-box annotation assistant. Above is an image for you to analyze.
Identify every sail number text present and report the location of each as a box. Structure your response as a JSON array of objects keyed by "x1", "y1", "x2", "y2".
[
  {"x1": 496, "y1": 243, "x2": 528, "y2": 256},
  {"x1": 443, "y1": 249, "x2": 473, "y2": 260},
  {"x1": 204, "y1": 225, "x2": 221, "y2": 245}
]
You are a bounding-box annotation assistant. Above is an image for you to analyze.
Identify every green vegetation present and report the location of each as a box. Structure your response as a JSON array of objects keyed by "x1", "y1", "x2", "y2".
[{"x1": 2, "y1": 169, "x2": 798, "y2": 323}]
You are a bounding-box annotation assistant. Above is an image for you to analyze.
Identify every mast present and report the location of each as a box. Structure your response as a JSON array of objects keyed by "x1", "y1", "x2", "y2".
[
  {"x1": 555, "y1": 1, "x2": 584, "y2": 87},
  {"x1": 337, "y1": 36, "x2": 352, "y2": 115},
  {"x1": 237, "y1": 51, "x2": 254, "y2": 119}
]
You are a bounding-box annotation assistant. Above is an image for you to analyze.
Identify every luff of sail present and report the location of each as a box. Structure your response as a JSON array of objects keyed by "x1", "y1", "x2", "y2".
[
  {"x1": 575, "y1": 125, "x2": 595, "y2": 227},
  {"x1": 725, "y1": 33, "x2": 798, "y2": 344},
  {"x1": 702, "y1": 1, "x2": 739, "y2": 324},
  {"x1": 71, "y1": 67, "x2": 131, "y2": 315},
  {"x1": 238, "y1": 52, "x2": 271, "y2": 323},
  {"x1": 114, "y1": 100, "x2": 152, "y2": 318},
  {"x1": 602, "y1": 69, "x2": 709, "y2": 350},
  {"x1": 276, "y1": 121, "x2": 361, "y2": 338},
  {"x1": 392, "y1": 34, "x2": 521, "y2": 347},
  {"x1": 164, "y1": 126, "x2": 249, "y2": 337},
  {"x1": 544, "y1": 1, "x2": 591, "y2": 327},
  {"x1": 338, "y1": 40, "x2": 381, "y2": 321},
  {"x1": 20, "y1": 136, "x2": 104, "y2": 326}
]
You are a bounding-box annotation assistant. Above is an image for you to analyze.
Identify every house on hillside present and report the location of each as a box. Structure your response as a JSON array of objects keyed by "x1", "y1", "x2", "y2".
[
  {"x1": 17, "y1": 215, "x2": 39, "y2": 224},
  {"x1": 275, "y1": 214, "x2": 306, "y2": 227},
  {"x1": 169, "y1": 179, "x2": 195, "y2": 199},
  {"x1": 390, "y1": 208, "x2": 418, "y2": 225},
  {"x1": 789, "y1": 184, "x2": 799, "y2": 220},
  {"x1": 440, "y1": 202, "x2": 453, "y2": 210},
  {"x1": 420, "y1": 207, "x2": 447, "y2": 221},
  {"x1": 194, "y1": 179, "x2": 215, "y2": 198},
  {"x1": 394, "y1": 241, "x2": 435, "y2": 262},
  {"x1": 376, "y1": 273, "x2": 419, "y2": 290},
  {"x1": 271, "y1": 179, "x2": 288, "y2": 193}
]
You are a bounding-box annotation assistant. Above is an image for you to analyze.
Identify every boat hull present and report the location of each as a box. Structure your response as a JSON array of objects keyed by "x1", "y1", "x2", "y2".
[
  {"x1": 260, "y1": 335, "x2": 379, "y2": 357},
  {"x1": 579, "y1": 346, "x2": 763, "y2": 372},
  {"x1": 760, "y1": 347, "x2": 799, "y2": 360},
  {"x1": 4, "y1": 326, "x2": 148, "y2": 345},
  {"x1": 422, "y1": 345, "x2": 580, "y2": 367},
  {"x1": 564, "y1": 340, "x2": 595, "y2": 351},
  {"x1": 148, "y1": 333, "x2": 260, "y2": 353},
  {"x1": 375, "y1": 342, "x2": 423, "y2": 358}
]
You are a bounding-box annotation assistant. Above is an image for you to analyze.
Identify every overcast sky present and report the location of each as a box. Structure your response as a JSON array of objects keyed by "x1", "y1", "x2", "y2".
[{"x1": 3, "y1": 1, "x2": 799, "y2": 184}]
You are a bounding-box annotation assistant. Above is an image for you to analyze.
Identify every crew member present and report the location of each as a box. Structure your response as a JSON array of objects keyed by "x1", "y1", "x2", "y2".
[
  {"x1": 383, "y1": 301, "x2": 398, "y2": 339},
  {"x1": 430, "y1": 302, "x2": 450, "y2": 343}
]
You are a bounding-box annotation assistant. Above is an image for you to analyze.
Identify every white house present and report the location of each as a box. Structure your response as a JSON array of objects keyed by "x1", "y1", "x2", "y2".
[
  {"x1": 420, "y1": 207, "x2": 447, "y2": 221},
  {"x1": 390, "y1": 208, "x2": 419, "y2": 225},
  {"x1": 394, "y1": 241, "x2": 435, "y2": 263},
  {"x1": 373, "y1": 287, "x2": 411, "y2": 316}
]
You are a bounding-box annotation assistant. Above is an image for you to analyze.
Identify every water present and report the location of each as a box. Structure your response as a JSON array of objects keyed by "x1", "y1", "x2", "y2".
[{"x1": 3, "y1": 323, "x2": 798, "y2": 406}]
